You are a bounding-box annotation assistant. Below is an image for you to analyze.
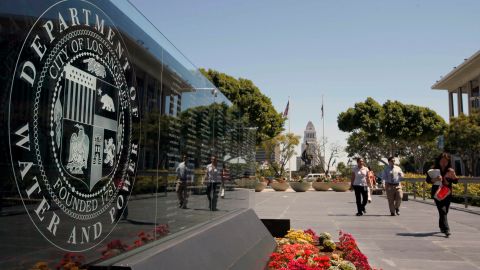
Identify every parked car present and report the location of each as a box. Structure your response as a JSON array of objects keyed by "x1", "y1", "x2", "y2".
[{"x1": 303, "y1": 173, "x2": 326, "y2": 182}]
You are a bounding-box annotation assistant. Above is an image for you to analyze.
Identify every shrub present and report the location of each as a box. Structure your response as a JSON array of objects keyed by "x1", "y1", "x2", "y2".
[
  {"x1": 322, "y1": 239, "x2": 336, "y2": 252},
  {"x1": 282, "y1": 229, "x2": 315, "y2": 244}
]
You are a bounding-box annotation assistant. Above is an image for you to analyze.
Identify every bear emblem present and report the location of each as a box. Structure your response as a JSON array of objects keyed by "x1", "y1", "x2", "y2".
[{"x1": 98, "y1": 91, "x2": 115, "y2": 112}]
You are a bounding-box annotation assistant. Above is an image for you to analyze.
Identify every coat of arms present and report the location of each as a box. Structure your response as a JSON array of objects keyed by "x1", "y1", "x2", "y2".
[
  {"x1": 66, "y1": 124, "x2": 90, "y2": 174},
  {"x1": 56, "y1": 64, "x2": 121, "y2": 191}
]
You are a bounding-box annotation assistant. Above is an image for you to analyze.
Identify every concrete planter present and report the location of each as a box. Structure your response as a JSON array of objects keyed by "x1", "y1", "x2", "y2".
[
  {"x1": 312, "y1": 182, "x2": 332, "y2": 191},
  {"x1": 289, "y1": 182, "x2": 311, "y2": 192},
  {"x1": 271, "y1": 182, "x2": 290, "y2": 191},
  {"x1": 235, "y1": 178, "x2": 257, "y2": 189},
  {"x1": 255, "y1": 182, "x2": 267, "y2": 192},
  {"x1": 331, "y1": 182, "x2": 351, "y2": 192}
]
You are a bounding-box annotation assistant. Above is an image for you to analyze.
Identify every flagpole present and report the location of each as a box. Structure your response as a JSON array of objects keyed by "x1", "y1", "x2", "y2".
[
  {"x1": 288, "y1": 96, "x2": 292, "y2": 181},
  {"x1": 322, "y1": 95, "x2": 326, "y2": 173}
]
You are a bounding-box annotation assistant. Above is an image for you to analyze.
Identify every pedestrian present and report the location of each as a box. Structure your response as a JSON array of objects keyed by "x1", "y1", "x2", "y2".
[
  {"x1": 425, "y1": 152, "x2": 458, "y2": 237},
  {"x1": 204, "y1": 156, "x2": 220, "y2": 211},
  {"x1": 381, "y1": 157, "x2": 404, "y2": 216},
  {"x1": 175, "y1": 154, "x2": 190, "y2": 209},
  {"x1": 220, "y1": 163, "x2": 231, "y2": 199},
  {"x1": 350, "y1": 158, "x2": 369, "y2": 216},
  {"x1": 367, "y1": 166, "x2": 376, "y2": 203}
]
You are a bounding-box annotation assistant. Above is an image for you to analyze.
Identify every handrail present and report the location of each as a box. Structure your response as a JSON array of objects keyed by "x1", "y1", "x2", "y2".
[
  {"x1": 402, "y1": 177, "x2": 480, "y2": 183},
  {"x1": 402, "y1": 177, "x2": 480, "y2": 208}
]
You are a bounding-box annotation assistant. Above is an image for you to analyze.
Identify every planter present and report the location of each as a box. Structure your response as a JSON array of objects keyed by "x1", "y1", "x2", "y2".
[
  {"x1": 331, "y1": 182, "x2": 351, "y2": 192},
  {"x1": 271, "y1": 181, "x2": 290, "y2": 191},
  {"x1": 234, "y1": 178, "x2": 257, "y2": 189},
  {"x1": 289, "y1": 182, "x2": 311, "y2": 192},
  {"x1": 254, "y1": 182, "x2": 267, "y2": 192},
  {"x1": 312, "y1": 182, "x2": 332, "y2": 191}
]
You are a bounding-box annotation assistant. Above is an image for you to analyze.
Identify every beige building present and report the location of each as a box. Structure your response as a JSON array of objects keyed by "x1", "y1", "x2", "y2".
[
  {"x1": 299, "y1": 121, "x2": 323, "y2": 168},
  {"x1": 432, "y1": 50, "x2": 480, "y2": 175},
  {"x1": 432, "y1": 50, "x2": 480, "y2": 117}
]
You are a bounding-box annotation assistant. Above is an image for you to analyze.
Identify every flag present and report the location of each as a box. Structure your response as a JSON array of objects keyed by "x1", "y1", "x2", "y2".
[
  {"x1": 283, "y1": 100, "x2": 289, "y2": 118},
  {"x1": 321, "y1": 103, "x2": 324, "y2": 119}
]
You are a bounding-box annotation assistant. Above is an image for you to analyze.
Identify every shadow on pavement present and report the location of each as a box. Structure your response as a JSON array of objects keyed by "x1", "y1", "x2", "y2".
[
  {"x1": 328, "y1": 214, "x2": 392, "y2": 217},
  {"x1": 396, "y1": 232, "x2": 445, "y2": 238}
]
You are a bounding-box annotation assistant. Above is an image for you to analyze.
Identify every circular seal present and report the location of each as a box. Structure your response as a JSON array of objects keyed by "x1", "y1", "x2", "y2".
[{"x1": 8, "y1": 0, "x2": 140, "y2": 252}]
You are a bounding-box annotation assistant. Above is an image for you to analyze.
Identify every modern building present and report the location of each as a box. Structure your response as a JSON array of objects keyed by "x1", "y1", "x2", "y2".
[
  {"x1": 296, "y1": 156, "x2": 303, "y2": 171},
  {"x1": 256, "y1": 144, "x2": 281, "y2": 164},
  {"x1": 432, "y1": 50, "x2": 480, "y2": 175},
  {"x1": 0, "y1": 1, "x2": 272, "y2": 269}
]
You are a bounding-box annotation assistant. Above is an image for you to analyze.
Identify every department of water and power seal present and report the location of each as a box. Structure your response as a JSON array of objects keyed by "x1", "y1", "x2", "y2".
[{"x1": 8, "y1": 0, "x2": 140, "y2": 251}]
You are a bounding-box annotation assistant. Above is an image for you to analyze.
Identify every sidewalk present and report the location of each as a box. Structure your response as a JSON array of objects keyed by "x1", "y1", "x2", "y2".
[{"x1": 254, "y1": 189, "x2": 480, "y2": 270}]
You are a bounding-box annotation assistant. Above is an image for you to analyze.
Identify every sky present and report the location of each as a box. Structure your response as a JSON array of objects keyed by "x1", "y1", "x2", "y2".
[{"x1": 129, "y1": 0, "x2": 480, "y2": 169}]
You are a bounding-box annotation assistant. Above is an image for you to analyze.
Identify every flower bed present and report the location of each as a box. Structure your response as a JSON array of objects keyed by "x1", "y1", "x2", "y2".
[
  {"x1": 268, "y1": 229, "x2": 379, "y2": 270},
  {"x1": 31, "y1": 224, "x2": 170, "y2": 270}
]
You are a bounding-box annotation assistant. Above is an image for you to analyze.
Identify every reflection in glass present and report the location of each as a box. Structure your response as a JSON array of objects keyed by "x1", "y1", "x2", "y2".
[{"x1": 0, "y1": 1, "x2": 257, "y2": 269}]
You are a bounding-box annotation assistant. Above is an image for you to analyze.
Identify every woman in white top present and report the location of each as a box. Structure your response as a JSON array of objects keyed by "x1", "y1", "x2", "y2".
[{"x1": 350, "y1": 157, "x2": 369, "y2": 216}]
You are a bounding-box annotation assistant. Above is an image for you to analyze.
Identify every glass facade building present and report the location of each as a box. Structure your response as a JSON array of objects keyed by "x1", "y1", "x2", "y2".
[{"x1": 0, "y1": 1, "x2": 256, "y2": 268}]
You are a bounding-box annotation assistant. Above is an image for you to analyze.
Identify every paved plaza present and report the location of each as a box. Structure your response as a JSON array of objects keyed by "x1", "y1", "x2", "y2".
[{"x1": 254, "y1": 189, "x2": 480, "y2": 270}]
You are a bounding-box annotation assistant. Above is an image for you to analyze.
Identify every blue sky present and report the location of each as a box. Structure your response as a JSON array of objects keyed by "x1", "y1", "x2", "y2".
[{"x1": 130, "y1": 0, "x2": 480, "y2": 168}]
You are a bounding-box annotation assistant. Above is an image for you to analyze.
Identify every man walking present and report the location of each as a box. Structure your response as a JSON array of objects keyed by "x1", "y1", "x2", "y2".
[
  {"x1": 205, "y1": 156, "x2": 220, "y2": 211},
  {"x1": 382, "y1": 157, "x2": 404, "y2": 216},
  {"x1": 176, "y1": 154, "x2": 190, "y2": 209}
]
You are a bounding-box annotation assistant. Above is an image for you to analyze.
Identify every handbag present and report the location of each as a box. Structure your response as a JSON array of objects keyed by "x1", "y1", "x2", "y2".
[{"x1": 434, "y1": 184, "x2": 451, "y2": 201}]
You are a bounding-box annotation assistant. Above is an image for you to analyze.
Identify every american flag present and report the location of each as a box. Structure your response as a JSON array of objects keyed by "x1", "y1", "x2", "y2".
[{"x1": 283, "y1": 100, "x2": 289, "y2": 118}]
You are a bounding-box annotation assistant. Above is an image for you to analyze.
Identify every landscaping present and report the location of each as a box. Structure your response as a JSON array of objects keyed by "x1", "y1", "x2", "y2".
[
  {"x1": 402, "y1": 173, "x2": 480, "y2": 207},
  {"x1": 268, "y1": 229, "x2": 377, "y2": 270}
]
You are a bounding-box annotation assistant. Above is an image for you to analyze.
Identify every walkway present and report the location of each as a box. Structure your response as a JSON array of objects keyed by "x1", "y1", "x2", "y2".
[{"x1": 254, "y1": 189, "x2": 480, "y2": 270}]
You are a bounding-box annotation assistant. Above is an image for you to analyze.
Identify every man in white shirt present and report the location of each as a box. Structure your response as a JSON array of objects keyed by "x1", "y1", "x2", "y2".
[
  {"x1": 176, "y1": 155, "x2": 190, "y2": 209},
  {"x1": 382, "y1": 157, "x2": 405, "y2": 216},
  {"x1": 204, "y1": 156, "x2": 220, "y2": 211}
]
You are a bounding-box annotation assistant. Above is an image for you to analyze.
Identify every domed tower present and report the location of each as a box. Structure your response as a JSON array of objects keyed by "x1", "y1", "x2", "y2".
[{"x1": 300, "y1": 121, "x2": 321, "y2": 167}]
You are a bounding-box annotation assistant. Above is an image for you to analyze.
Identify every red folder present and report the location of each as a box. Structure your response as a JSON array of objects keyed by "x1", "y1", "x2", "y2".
[{"x1": 434, "y1": 185, "x2": 451, "y2": 201}]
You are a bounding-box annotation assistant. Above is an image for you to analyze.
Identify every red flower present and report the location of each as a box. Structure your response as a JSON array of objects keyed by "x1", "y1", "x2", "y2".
[
  {"x1": 304, "y1": 229, "x2": 319, "y2": 242},
  {"x1": 154, "y1": 224, "x2": 170, "y2": 237},
  {"x1": 338, "y1": 231, "x2": 372, "y2": 270},
  {"x1": 134, "y1": 239, "x2": 144, "y2": 247}
]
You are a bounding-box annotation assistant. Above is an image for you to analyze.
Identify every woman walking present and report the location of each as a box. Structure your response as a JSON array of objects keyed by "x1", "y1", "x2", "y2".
[
  {"x1": 425, "y1": 152, "x2": 458, "y2": 237},
  {"x1": 351, "y1": 158, "x2": 370, "y2": 216},
  {"x1": 367, "y1": 166, "x2": 376, "y2": 203}
]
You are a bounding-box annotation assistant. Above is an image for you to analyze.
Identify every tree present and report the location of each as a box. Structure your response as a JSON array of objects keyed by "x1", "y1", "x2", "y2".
[
  {"x1": 444, "y1": 113, "x2": 480, "y2": 176},
  {"x1": 344, "y1": 130, "x2": 394, "y2": 165},
  {"x1": 403, "y1": 140, "x2": 440, "y2": 174},
  {"x1": 337, "y1": 97, "x2": 383, "y2": 142},
  {"x1": 200, "y1": 69, "x2": 285, "y2": 144},
  {"x1": 262, "y1": 133, "x2": 300, "y2": 177},
  {"x1": 336, "y1": 162, "x2": 352, "y2": 178},
  {"x1": 338, "y1": 98, "x2": 446, "y2": 170},
  {"x1": 324, "y1": 143, "x2": 341, "y2": 176},
  {"x1": 316, "y1": 141, "x2": 342, "y2": 176}
]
